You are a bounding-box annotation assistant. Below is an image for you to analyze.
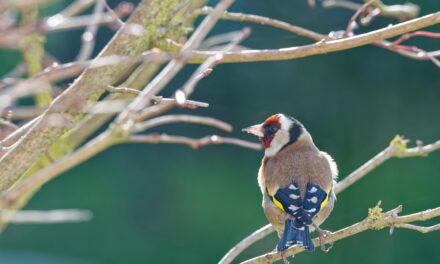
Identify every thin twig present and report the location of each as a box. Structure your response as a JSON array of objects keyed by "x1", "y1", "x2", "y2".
[
  {"x1": 135, "y1": 27, "x2": 248, "y2": 122},
  {"x1": 322, "y1": 0, "x2": 419, "y2": 20},
  {"x1": 1, "y1": 209, "x2": 92, "y2": 224},
  {"x1": 195, "y1": 7, "x2": 324, "y2": 41},
  {"x1": 58, "y1": 0, "x2": 95, "y2": 17},
  {"x1": 106, "y1": 85, "x2": 210, "y2": 109},
  {"x1": 391, "y1": 31, "x2": 440, "y2": 45},
  {"x1": 75, "y1": 0, "x2": 106, "y2": 61},
  {"x1": 177, "y1": 26, "x2": 250, "y2": 104},
  {"x1": 397, "y1": 223, "x2": 440, "y2": 234},
  {"x1": 133, "y1": 114, "x2": 233, "y2": 133},
  {"x1": 345, "y1": 0, "x2": 377, "y2": 36},
  {"x1": 335, "y1": 136, "x2": 440, "y2": 193},
  {"x1": 128, "y1": 134, "x2": 261, "y2": 150},
  {"x1": 152, "y1": 96, "x2": 209, "y2": 109}
]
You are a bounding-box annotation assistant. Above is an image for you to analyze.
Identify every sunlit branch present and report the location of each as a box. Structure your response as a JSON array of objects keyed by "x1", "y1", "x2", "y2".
[
  {"x1": 221, "y1": 136, "x2": 440, "y2": 264},
  {"x1": 242, "y1": 205, "x2": 440, "y2": 264},
  {"x1": 192, "y1": 10, "x2": 440, "y2": 64},
  {"x1": 133, "y1": 114, "x2": 233, "y2": 133},
  {"x1": 128, "y1": 133, "x2": 261, "y2": 150}
]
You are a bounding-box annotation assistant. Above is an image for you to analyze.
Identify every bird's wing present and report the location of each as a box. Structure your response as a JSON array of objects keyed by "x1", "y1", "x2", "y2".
[{"x1": 271, "y1": 182, "x2": 328, "y2": 226}]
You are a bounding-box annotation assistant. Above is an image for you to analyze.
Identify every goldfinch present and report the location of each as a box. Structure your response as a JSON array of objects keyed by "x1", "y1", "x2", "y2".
[{"x1": 243, "y1": 114, "x2": 338, "y2": 259}]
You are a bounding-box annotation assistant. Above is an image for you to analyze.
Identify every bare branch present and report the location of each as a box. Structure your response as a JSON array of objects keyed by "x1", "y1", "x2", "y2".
[
  {"x1": 322, "y1": 0, "x2": 419, "y2": 20},
  {"x1": 1, "y1": 209, "x2": 92, "y2": 224},
  {"x1": 242, "y1": 205, "x2": 440, "y2": 264},
  {"x1": 195, "y1": 7, "x2": 324, "y2": 41},
  {"x1": 335, "y1": 136, "x2": 440, "y2": 193},
  {"x1": 221, "y1": 136, "x2": 440, "y2": 263},
  {"x1": 133, "y1": 114, "x2": 233, "y2": 133},
  {"x1": 105, "y1": 85, "x2": 209, "y2": 111},
  {"x1": 392, "y1": 31, "x2": 440, "y2": 46},
  {"x1": 190, "y1": 11, "x2": 440, "y2": 63},
  {"x1": 179, "y1": 27, "x2": 250, "y2": 100},
  {"x1": 128, "y1": 134, "x2": 261, "y2": 150},
  {"x1": 397, "y1": 223, "x2": 440, "y2": 234},
  {"x1": 345, "y1": 0, "x2": 377, "y2": 36},
  {"x1": 75, "y1": 0, "x2": 106, "y2": 61},
  {"x1": 219, "y1": 224, "x2": 273, "y2": 264},
  {"x1": 58, "y1": 0, "x2": 95, "y2": 17},
  {"x1": 106, "y1": 85, "x2": 140, "y2": 95},
  {"x1": 0, "y1": 0, "x2": 201, "y2": 190},
  {"x1": 152, "y1": 96, "x2": 209, "y2": 109}
]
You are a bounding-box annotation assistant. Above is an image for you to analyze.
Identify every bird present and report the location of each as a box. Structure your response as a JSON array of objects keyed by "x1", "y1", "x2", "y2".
[{"x1": 242, "y1": 114, "x2": 338, "y2": 261}]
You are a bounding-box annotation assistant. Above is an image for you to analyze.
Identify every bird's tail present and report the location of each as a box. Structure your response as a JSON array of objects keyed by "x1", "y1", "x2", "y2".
[{"x1": 277, "y1": 219, "x2": 314, "y2": 252}]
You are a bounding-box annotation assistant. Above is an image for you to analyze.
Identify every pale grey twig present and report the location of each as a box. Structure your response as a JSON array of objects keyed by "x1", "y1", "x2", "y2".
[
  {"x1": 75, "y1": 0, "x2": 106, "y2": 61},
  {"x1": 58, "y1": 0, "x2": 96, "y2": 17},
  {"x1": 128, "y1": 133, "x2": 261, "y2": 150},
  {"x1": 133, "y1": 114, "x2": 233, "y2": 133},
  {"x1": 1, "y1": 209, "x2": 92, "y2": 224}
]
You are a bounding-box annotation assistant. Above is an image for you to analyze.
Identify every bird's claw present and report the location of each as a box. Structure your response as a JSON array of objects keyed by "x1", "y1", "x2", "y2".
[{"x1": 317, "y1": 229, "x2": 333, "y2": 253}]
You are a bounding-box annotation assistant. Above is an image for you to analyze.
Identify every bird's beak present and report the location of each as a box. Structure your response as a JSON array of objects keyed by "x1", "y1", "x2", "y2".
[{"x1": 242, "y1": 124, "x2": 264, "y2": 138}]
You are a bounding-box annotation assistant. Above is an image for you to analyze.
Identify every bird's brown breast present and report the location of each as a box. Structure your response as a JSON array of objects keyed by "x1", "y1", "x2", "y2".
[{"x1": 259, "y1": 140, "x2": 333, "y2": 197}]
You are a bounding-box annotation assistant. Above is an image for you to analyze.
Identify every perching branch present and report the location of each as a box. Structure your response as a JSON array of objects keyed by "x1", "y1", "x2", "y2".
[
  {"x1": 221, "y1": 136, "x2": 440, "y2": 264},
  {"x1": 242, "y1": 204, "x2": 440, "y2": 264}
]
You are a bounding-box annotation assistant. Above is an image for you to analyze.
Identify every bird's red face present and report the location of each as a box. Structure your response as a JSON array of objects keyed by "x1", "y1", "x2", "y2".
[{"x1": 242, "y1": 115, "x2": 281, "y2": 149}]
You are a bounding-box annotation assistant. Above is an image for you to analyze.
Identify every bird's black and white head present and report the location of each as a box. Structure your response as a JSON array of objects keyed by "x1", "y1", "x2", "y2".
[{"x1": 242, "y1": 114, "x2": 309, "y2": 157}]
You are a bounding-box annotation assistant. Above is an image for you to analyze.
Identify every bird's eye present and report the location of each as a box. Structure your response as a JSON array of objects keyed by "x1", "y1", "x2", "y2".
[{"x1": 264, "y1": 124, "x2": 279, "y2": 135}]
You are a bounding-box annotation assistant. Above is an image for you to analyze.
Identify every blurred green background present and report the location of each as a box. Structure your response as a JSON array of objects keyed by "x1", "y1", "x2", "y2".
[{"x1": 0, "y1": 0, "x2": 439, "y2": 263}]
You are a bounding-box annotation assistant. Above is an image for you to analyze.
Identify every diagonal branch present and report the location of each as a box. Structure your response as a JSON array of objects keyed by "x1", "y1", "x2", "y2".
[
  {"x1": 242, "y1": 205, "x2": 440, "y2": 264},
  {"x1": 221, "y1": 135, "x2": 440, "y2": 264},
  {"x1": 0, "y1": 0, "x2": 204, "y2": 191}
]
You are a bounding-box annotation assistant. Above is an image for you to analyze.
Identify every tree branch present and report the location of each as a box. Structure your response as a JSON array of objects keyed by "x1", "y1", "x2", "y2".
[
  {"x1": 128, "y1": 134, "x2": 261, "y2": 150},
  {"x1": 335, "y1": 136, "x2": 440, "y2": 194},
  {"x1": 133, "y1": 114, "x2": 233, "y2": 133},
  {"x1": 0, "y1": 0, "x2": 204, "y2": 191},
  {"x1": 190, "y1": 11, "x2": 440, "y2": 63},
  {"x1": 1, "y1": 209, "x2": 92, "y2": 224},
  {"x1": 242, "y1": 205, "x2": 440, "y2": 264},
  {"x1": 221, "y1": 136, "x2": 440, "y2": 263}
]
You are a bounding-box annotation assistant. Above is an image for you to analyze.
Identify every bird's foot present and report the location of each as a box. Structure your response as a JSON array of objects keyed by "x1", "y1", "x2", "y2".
[{"x1": 313, "y1": 224, "x2": 333, "y2": 253}]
